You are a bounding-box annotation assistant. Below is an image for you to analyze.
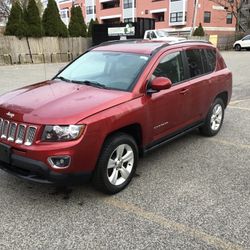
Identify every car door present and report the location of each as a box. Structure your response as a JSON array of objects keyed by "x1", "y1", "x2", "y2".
[
  {"x1": 145, "y1": 49, "x2": 192, "y2": 143},
  {"x1": 180, "y1": 48, "x2": 213, "y2": 125}
]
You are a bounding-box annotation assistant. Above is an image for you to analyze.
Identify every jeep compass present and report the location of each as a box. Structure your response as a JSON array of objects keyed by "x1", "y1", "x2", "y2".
[{"x1": 0, "y1": 40, "x2": 232, "y2": 194}]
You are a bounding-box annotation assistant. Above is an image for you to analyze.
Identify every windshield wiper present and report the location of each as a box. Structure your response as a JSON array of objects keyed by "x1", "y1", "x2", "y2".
[
  {"x1": 72, "y1": 80, "x2": 108, "y2": 89},
  {"x1": 55, "y1": 76, "x2": 72, "y2": 83}
]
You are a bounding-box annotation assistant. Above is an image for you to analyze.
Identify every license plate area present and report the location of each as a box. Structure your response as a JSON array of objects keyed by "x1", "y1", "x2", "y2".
[{"x1": 0, "y1": 143, "x2": 11, "y2": 164}]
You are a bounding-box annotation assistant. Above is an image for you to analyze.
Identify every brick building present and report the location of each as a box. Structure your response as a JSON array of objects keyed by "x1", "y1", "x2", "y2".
[{"x1": 55, "y1": 0, "x2": 236, "y2": 35}]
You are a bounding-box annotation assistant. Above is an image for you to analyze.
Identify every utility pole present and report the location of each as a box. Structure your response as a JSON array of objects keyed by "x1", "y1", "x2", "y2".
[
  {"x1": 132, "y1": 0, "x2": 135, "y2": 22},
  {"x1": 190, "y1": 0, "x2": 199, "y2": 36}
]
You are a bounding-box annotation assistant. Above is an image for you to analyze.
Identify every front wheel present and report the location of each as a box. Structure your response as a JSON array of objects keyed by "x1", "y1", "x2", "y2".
[
  {"x1": 235, "y1": 44, "x2": 241, "y2": 51},
  {"x1": 200, "y1": 98, "x2": 225, "y2": 137},
  {"x1": 93, "y1": 133, "x2": 138, "y2": 194}
]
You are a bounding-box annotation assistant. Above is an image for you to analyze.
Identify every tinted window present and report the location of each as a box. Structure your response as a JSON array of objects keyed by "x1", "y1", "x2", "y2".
[
  {"x1": 204, "y1": 49, "x2": 216, "y2": 73},
  {"x1": 186, "y1": 49, "x2": 204, "y2": 78},
  {"x1": 152, "y1": 52, "x2": 185, "y2": 84}
]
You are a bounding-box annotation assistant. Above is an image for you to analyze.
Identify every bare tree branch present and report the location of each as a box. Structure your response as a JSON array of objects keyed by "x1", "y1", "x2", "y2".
[{"x1": 209, "y1": 0, "x2": 244, "y2": 31}]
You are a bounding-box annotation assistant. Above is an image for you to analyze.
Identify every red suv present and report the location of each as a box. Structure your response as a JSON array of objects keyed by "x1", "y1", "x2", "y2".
[{"x1": 0, "y1": 40, "x2": 232, "y2": 194}]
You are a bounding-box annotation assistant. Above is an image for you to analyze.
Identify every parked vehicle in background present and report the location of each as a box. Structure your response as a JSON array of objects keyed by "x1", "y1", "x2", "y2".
[
  {"x1": 233, "y1": 35, "x2": 250, "y2": 51},
  {"x1": 144, "y1": 30, "x2": 186, "y2": 42},
  {"x1": 0, "y1": 40, "x2": 232, "y2": 194}
]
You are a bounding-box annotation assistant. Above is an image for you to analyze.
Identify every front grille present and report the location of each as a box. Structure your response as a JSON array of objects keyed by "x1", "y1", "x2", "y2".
[
  {"x1": 24, "y1": 126, "x2": 36, "y2": 146},
  {"x1": 8, "y1": 123, "x2": 17, "y2": 142},
  {"x1": 1, "y1": 120, "x2": 9, "y2": 139},
  {"x1": 0, "y1": 118, "x2": 37, "y2": 146},
  {"x1": 15, "y1": 124, "x2": 26, "y2": 144}
]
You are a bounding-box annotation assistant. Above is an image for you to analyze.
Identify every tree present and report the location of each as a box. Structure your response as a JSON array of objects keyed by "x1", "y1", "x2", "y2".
[
  {"x1": 87, "y1": 18, "x2": 99, "y2": 37},
  {"x1": 193, "y1": 23, "x2": 205, "y2": 36},
  {"x1": 0, "y1": 0, "x2": 12, "y2": 17},
  {"x1": 68, "y1": 6, "x2": 87, "y2": 37},
  {"x1": 5, "y1": 1, "x2": 27, "y2": 38},
  {"x1": 25, "y1": 0, "x2": 43, "y2": 37},
  {"x1": 210, "y1": 0, "x2": 243, "y2": 31},
  {"x1": 42, "y1": 0, "x2": 68, "y2": 37},
  {"x1": 87, "y1": 18, "x2": 94, "y2": 37}
]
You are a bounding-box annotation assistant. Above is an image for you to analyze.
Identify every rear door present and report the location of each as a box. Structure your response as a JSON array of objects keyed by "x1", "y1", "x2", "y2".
[{"x1": 180, "y1": 47, "x2": 216, "y2": 124}]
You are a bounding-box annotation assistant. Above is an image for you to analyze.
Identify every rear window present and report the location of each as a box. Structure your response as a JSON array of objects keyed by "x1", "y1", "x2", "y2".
[{"x1": 204, "y1": 49, "x2": 216, "y2": 73}]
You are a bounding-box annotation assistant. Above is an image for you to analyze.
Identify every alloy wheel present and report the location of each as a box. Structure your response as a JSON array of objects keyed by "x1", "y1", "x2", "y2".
[{"x1": 107, "y1": 144, "x2": 134, "y2": 186}]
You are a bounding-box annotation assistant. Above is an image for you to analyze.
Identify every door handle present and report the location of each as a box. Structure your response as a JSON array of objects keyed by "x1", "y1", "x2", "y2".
[{"x1": 180, "y1": 88, "x2": 189, "y2": 95}]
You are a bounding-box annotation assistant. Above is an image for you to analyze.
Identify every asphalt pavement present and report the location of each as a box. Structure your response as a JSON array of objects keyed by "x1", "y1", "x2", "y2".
[{"x1": 0, "y1": 51, "x2": 249, "y2": 249}]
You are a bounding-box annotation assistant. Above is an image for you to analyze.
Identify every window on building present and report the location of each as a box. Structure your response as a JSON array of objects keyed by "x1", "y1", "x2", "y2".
[
  {"x1": 204, "y1": 11, "x2": 211, "y2": 23},
  {"x1": 102, "y1": 18, "x2": 121, "y2": 24},
  {"x1": 152, "y1": 12, "x2": 165, "y2": 22},
  {"x1": 170, "y1": 12, "x2": 183, "y2": 23},
  {"x1": 185, "y1": 49, "x2": 204, "y2": 78},
  {"x1": 152, "y1": 52, "x2": 185, "y2": 84},
  {"x1": 124, "y1": 18, "x2": 133, "y2": 23},
  {"x1": 123, "y1": 0, "x2": 136, "y2": 9},
  {"x1": 226, "y1": 13, "x2": 233, "y2": 24},
  {"x1": 86, "y1": 6, "x2": 96, "y2": 15},
  {"x1": 60, "y1": 9, "x2": 69, "y2": 19},
  {"x1": 102, "y1": 0, "x2": 120, "y2": 9}
]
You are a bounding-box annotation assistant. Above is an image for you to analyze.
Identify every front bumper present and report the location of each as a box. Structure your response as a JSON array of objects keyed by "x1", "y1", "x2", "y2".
[{"x1": 0, "y1": 154, "x2": 92, "y2": 185}]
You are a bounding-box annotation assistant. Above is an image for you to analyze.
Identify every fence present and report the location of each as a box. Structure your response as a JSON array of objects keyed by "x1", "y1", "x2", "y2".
[{"x1": 0, "y1": 36, "x2": 92, "y2": 65}]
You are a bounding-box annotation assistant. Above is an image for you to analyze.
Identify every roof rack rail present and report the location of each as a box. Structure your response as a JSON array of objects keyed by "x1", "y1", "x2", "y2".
[
  {"x1": 89, "y1": 39, "x2": 143, "y2": 51},
  {"x1": 99, "y1": 39, "x2": 142, "y2": 46},
  {"x1": 172, "y1": 39, "x2": 212, "y2": 45}
]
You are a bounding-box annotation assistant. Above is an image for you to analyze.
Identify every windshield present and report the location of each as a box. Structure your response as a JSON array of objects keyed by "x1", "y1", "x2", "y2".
[
  {"x1": 156, "y1": 30, "x2": 169, "y2": 37},
  {"x1": 56, "y1": 51, "x2": 149, "y2": 91}
]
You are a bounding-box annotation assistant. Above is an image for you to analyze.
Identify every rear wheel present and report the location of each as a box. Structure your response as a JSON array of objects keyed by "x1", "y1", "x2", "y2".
[
  {"x1": 200, "y1": 98, "x2": 225, "y2": 137},
  {"x1": 93, "y1": 133, "x2": 138, "y2": 194},
  {"x1": 235, "y1": 44, "x2": 241, "y2": 51}
]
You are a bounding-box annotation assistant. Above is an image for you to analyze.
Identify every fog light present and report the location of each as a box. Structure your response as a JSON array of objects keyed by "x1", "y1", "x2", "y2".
[{"x1": 48, "y1": 156, "x2": 71, "y2": 169}]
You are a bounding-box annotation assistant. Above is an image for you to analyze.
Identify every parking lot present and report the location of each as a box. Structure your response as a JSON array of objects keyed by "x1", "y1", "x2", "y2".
[{"x1": 0, "y1": 51, "x2": 249, "y2": 249}]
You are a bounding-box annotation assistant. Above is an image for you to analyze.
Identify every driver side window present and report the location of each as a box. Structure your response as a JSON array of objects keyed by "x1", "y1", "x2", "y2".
[{"x1": 152, "y1": 51, "x2": 185, "y2": 84}]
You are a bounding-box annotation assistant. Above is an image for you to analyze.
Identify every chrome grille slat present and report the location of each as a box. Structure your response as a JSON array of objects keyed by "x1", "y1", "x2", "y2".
[
  {"x1": 1, "y1": 120, "x2": 9, "y2": 139},
  {"x1": 7, "y1": 122, "x2": 17, "y2": 142},
  {"x1": 24, "y1": 126, "x2": 37, "y2": 146},
  {"x1": 0, "y1": 118, "x2": 3, "y2": 136},
  {"x1": 15, "y1": 124, "x2": 26, "y2": 144}
]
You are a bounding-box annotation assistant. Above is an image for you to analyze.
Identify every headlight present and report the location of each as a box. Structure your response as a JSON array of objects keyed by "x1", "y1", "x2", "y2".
[{"x1": 42, "y1": 125, "x2": 85, "y2": 141}]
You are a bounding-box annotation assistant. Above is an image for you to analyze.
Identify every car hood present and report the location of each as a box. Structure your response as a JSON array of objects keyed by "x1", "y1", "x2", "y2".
[{"x1": 0, "y1": 80, "x2": 133, "y2": 124}]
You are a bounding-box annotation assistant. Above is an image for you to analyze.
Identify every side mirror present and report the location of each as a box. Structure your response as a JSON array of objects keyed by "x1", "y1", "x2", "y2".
[{"x1": 147, "y1": 77, "x2": 172, "y2": 94}]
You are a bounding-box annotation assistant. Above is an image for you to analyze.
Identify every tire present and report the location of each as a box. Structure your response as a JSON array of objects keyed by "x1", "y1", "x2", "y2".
[
  {"x1": 235, "y1": 44, "x2": 241, "y2": 51},
  {"x1": 92, "y1": 133, "x2": 138, "y2": 194},
  {"x1": 200, "y1": 98, "x2": 225, "y2": 137}
]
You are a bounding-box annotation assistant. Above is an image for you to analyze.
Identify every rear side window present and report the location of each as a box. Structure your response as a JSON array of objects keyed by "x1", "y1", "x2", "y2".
[
  {"x1": 186, "y1": 49, "x2": 204, "y2": 78},
  {"x1": 152, "y1": 51, "x2": 185, "y2": 84},
  {"x1": 204, "y1": 49, "x2": 216, "y2": 73}
]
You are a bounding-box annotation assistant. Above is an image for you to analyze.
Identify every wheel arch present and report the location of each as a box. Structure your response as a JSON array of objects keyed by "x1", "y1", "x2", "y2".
[
  {"x1": 104, "y1": 123, "x2": 143, "y2": 155},
  {"x1": 215, "y1": 91, "x2": 228, "y2": 108}
]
